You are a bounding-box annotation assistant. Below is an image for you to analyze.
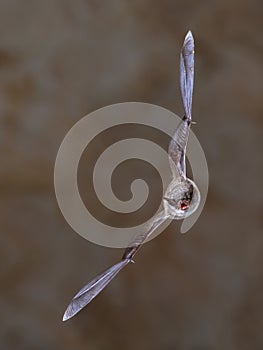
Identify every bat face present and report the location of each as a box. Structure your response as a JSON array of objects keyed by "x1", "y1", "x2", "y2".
[{"x1": 163, "y1": 178, "x2": 200, "y2": 219}]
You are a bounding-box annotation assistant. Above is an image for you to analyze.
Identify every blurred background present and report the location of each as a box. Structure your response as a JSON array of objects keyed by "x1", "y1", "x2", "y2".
[{"x1": 0, "y1": 0, "x2": 262, "y2": 349}]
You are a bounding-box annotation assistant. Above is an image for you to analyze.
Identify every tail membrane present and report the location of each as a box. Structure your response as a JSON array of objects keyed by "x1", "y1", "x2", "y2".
[{"x1": 63, "y1": 259, "x2": 130, "y2": 321}]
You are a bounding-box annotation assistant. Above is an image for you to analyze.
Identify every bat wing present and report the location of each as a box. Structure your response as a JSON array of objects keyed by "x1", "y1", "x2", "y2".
[
  {"x1": 169, "y1": 31, "x2": 195, "y2": 179},
  {"x1": 63, "y1": 259, "x2": 130, "y2": 321}
]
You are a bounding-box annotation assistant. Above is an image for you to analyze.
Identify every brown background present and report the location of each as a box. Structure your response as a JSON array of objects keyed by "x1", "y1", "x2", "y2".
[{"x1": 0, "y1": 1, "x2": 262, "y2": 349}]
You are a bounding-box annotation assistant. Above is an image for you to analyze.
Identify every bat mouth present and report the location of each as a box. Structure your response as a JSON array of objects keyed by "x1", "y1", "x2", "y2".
[
  {"x1": 163, "y1": 197, "x2": 189, "y2": 211},
  {"x1": 179, "y1": 200, "x2": 189, "y2": 210}
]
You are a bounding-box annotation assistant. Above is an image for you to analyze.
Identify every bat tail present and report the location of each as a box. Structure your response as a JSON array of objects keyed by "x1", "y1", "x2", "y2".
[{"x1": 63, "y1": 259, "x2": 131, "y2": 321}]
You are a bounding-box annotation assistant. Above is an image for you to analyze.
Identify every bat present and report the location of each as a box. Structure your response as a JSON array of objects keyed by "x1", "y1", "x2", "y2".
[{"x1": 63, "y1": 31, "x2": 200, "y2": 321}]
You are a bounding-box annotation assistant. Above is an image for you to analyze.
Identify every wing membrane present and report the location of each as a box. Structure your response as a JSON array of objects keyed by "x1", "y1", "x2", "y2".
[{"x1": 63, "y1": 260, "x2": 130, "y2": 321}]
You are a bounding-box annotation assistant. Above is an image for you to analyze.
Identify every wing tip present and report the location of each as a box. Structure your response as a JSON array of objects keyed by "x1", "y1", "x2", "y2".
[
  {"x1": 62, "y1": 303, "x2": 76, "y2": 322},
  {"x1": 62, "y1": 313, "x2": 69, "y2": 322},
  {"x1": 185, "y1": 30, "x2": 193, "y2": 41},
  {"x1": 62, "y1": 308, "x2": 71, "y2": 322}
]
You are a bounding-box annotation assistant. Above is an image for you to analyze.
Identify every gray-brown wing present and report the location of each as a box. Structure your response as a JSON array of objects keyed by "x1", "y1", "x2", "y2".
[
  {"x1": 169, "y1": 31, "x2": 195, "y2": 178},
  {"x1": 63, "y1": 211, "x2": 168, "y2": 321},
  {"x1": 180, "y1": 30, "x2": 194, "y2": 120},
  {"x1": 122, "y1": 210, "x2": 169, "y2": 260},
  {"x1": 63, "y1": 259, "x2": 130, "y2": 321}
]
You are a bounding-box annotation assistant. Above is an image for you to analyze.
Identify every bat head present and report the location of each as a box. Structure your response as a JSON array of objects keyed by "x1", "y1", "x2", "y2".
[{"x1": 163, "y1": 178, "x2": 200, "y2": 219}]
